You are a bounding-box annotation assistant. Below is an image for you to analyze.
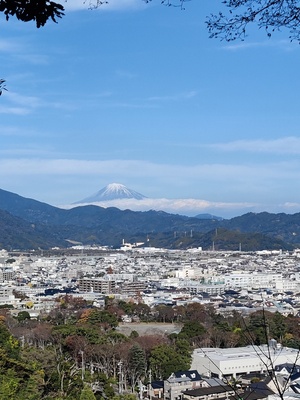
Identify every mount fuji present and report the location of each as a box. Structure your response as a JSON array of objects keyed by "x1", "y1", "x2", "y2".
[
  {"x1": 74, "y1": 183, "x2": 147, "y2": 203},
  {"x1": 70, "y1": 183, "x2": 253, "y2": 219}
]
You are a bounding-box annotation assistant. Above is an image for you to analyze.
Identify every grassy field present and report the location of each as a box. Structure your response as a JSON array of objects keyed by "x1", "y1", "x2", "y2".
[{"x1": 117, "y1": 322, "x2": 182, "y2": 336}]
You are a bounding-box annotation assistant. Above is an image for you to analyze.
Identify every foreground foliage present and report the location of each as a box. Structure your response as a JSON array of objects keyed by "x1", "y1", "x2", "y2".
[{"x1": 0, "y1": 296, "x2": 299, "y2": 398}]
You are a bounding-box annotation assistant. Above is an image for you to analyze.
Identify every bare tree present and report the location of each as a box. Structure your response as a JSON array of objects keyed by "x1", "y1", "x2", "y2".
[
  {"x1": 200, "y1": 308, "x2": 300, "y2": 400},
  {"x1": 206, "y1": 0, "x2": 300, "y2": 42},
  {"x1": 143, "y1": 0, "x2": 189, "y2": 9},
  {"x1": 239, "y1": 308, "x2": 300, "y2": 400}
]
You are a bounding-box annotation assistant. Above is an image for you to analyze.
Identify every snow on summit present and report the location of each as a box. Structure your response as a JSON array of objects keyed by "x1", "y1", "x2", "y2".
[
  {"x1": 68, "y1": 182, "x2": 258, "y2": 218},
  {"x1": 74, "y1": 183, "x2": 146, "y2": 203}
]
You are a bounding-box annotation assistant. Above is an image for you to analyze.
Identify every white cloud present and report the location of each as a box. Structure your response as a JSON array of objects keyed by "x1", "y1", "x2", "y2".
[
  {"x1": 106, "y1": 101, "x2": 158, "y2": 109},
  {"x1": 0, "y1": 39, "x2": 23, "y2": 53},
  {"x1": 0, "y1": 90, "x2": 72, "y2": 115},
  {"x1": 0, "y1": 92, "x2": 41, "y2": 115},
  {"x1": 1, "y1": 157, "x2": 299, "y2": 217},
  {"x1": 147, "y1": 90, "x2": 197, "y2": 102},
  {"x1": 64, "y1": 197, "x2": 257, "y2": 218},
  {"x1": 5, "y1": 92, "x2": 41, "y2": 108},
  {"x1": 207, "y1": 137, "x2": 300, "y2": 155},
  {"x1": 283, "y1": 202, "x2": 300, "y2": 208},
  {"x1": 0, "y1": 157, "x2": 299, "y2": 217},
  {"x1": 115, "y1": 69, "x2": 137, "y2": 79},
  {"x1": 0, "y1": 106, "x2": 31, "y2": 115},
  {"x1": 0, "y1": 38, "x2": 49, "y2": 66},
  {"x1": 0, "y1": 126, "x2": 35, "y2": 136},
  {"x1": 223, "y1": 39, "x2": 297, "y2": 52},
  {"x1": 17, "y1": 53, "x2": 50, "y2": 65},
  {"x1": 0, "y1": 158, "x2": 299, "y2": 182}
]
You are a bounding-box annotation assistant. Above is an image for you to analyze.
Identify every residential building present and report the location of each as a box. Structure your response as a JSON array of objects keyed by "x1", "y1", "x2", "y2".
[{"x1": 78, "y1": 278, "x2": 115, "y2": 294}]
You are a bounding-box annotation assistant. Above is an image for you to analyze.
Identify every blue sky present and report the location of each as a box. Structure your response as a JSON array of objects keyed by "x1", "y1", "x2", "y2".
[{"x1": 1, "y1": 0, "x2": 300, "y2": 218}]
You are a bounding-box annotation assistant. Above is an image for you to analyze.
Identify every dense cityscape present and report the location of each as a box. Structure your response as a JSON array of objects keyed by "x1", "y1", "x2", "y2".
[
  {"x1": 2, "y1": 247, "x2": 300, "y2": 317},
  {"x1": 0, "y1": 246, "x2": 300, "y2": 399}
]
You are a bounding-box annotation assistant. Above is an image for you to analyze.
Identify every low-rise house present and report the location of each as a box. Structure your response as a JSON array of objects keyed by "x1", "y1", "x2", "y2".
[
  {"x1": 149, "y1": 370, "x2": 202, "y2": 400},
  {"x1": 183, "y1": 384, "x2": 235, "y2": 400},
  {"x1": 149, "y1": 380, "x2": 164, "y2": 399},
  {"x1": 164, "y1": 370, "x2": 202, "y2": 400},
  {"x1": 183, "y1": 382, "x2": 274, "y2": 400}
]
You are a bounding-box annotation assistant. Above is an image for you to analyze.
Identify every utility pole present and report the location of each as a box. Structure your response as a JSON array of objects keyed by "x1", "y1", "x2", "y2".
[
  {"x1": 79, "y1": 350, "x2": 84, "y2": 381},
  {"x1": 118, "y1": 361, "x2": 123, "y2": 394},
  {"x1": 148, "y1": 368, "x2": 152, "y2": 399}
]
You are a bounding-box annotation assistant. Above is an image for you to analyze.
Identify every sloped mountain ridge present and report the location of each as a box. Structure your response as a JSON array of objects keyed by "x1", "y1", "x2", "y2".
[{"x1": 0, "y1": 188, "x2": 299, "y2": 250}]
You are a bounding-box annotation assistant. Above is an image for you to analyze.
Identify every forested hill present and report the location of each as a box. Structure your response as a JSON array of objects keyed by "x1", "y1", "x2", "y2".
[{"x1": 0, "y1": 188, "x2": 299, "y2": 250}]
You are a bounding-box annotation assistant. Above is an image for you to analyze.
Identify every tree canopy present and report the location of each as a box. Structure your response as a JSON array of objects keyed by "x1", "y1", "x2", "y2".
[
  {"x1": 0, "y1": 0, "x2": 64, "y2": 27},
  {"x1": 0, "y1": 0, "x2": 300, "y2": 42}
]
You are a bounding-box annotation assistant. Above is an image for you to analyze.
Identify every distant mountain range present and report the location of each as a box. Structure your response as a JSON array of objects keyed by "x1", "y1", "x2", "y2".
[
  {"x1": 194, "y1": 213, "x2": 223, "y2": 221},
  {"x1": 73, "y1": 183, "x2": 224, "y2": 220},
  {"x1": 0, "y1": 187, "x2": 299, "y2": 251}
]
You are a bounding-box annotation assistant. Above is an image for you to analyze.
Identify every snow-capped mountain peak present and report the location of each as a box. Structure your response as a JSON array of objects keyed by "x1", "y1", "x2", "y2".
[{"x1": 75, "y1": 183, "x2": 147, "y2": 203}]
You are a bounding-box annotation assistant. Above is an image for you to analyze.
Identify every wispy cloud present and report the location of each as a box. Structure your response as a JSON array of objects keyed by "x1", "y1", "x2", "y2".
[
  {"x1": 17, "y1": 53, "x2": 50, "y2": 65},
  {"x1": 5, "y1": 92, "x2": 41, "y2": 108},
  {"x1": 0, "y1": 126, "x2": 37, "y2": 137},
  {"x1": 0, "y1": 38, "x2": 49, "y2": 65},
  {"x1": 206, "y1": 137, "x2": 300, "y2": 155},
  {"x1": 0, "y1": 91, "x2": 42, "y2": 115},
  {"x1": 65, "y1": 197, "x2": 258, "y2": 217},
  {"x1": 1, "y1": 157, "x2": 300, "y2": 183},
  {"x1": 223, "y1": 39, "x2": 297, "y2": 52},
  {"x1": 283, "y1": 202, "x2": 300, "y2": 208},
  {"x1": 0, "y1": 38, "x2": 24, "y2": 53},
  {"x1": 0, "y1": 90, "x2": 74, "y2": 115},
  {"x1": 0, "y1": 106, "x2": 32, "y2": 115},
  {"x1": 147, "y1": 90, "x2": 197, "y2": 102},
  {"x1": 115, "y1": 69, "x2": 137, "y2": 79},
  {"x1": 106, "y1": 101, "x2": 158, "y2": 109},
  {"x1": 95, "y1": 90, "x2": 197, "y2": 109}
]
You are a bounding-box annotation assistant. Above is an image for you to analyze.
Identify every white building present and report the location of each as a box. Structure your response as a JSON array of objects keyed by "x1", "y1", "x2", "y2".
[
  {"x1": 191, "y1": 345, "x2": 300, "y2": 379},
  {"x1": 224, "y1": 272, "x2": 282, "y2": 290}
]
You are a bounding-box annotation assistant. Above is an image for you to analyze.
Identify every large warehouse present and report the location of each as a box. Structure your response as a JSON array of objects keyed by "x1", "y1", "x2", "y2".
[{"x1": 191, "y1": 345, "x2": 300, "y2": 379}]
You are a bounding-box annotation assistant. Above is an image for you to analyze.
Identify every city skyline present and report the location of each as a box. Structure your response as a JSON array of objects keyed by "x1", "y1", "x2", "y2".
[{"x1": 1, "y1": 0, "x2": 300, "y2": 218}]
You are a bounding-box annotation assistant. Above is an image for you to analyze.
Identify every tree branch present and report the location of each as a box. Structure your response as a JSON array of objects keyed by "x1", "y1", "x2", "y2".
[{"x1": 206, "y1": 0, "x2": 300, "y2": 42}]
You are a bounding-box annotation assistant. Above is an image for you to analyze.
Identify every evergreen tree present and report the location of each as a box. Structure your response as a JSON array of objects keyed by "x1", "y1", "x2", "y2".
[
  {"x1": 80, "y1": 384, "x2": 96, "y2": 400},
  {"x1": 128, "y1": 344, "x2": 146, "y2": 391},
  {"x1": 149, "y1": 343, "x2": 191, "y2": 380}
]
